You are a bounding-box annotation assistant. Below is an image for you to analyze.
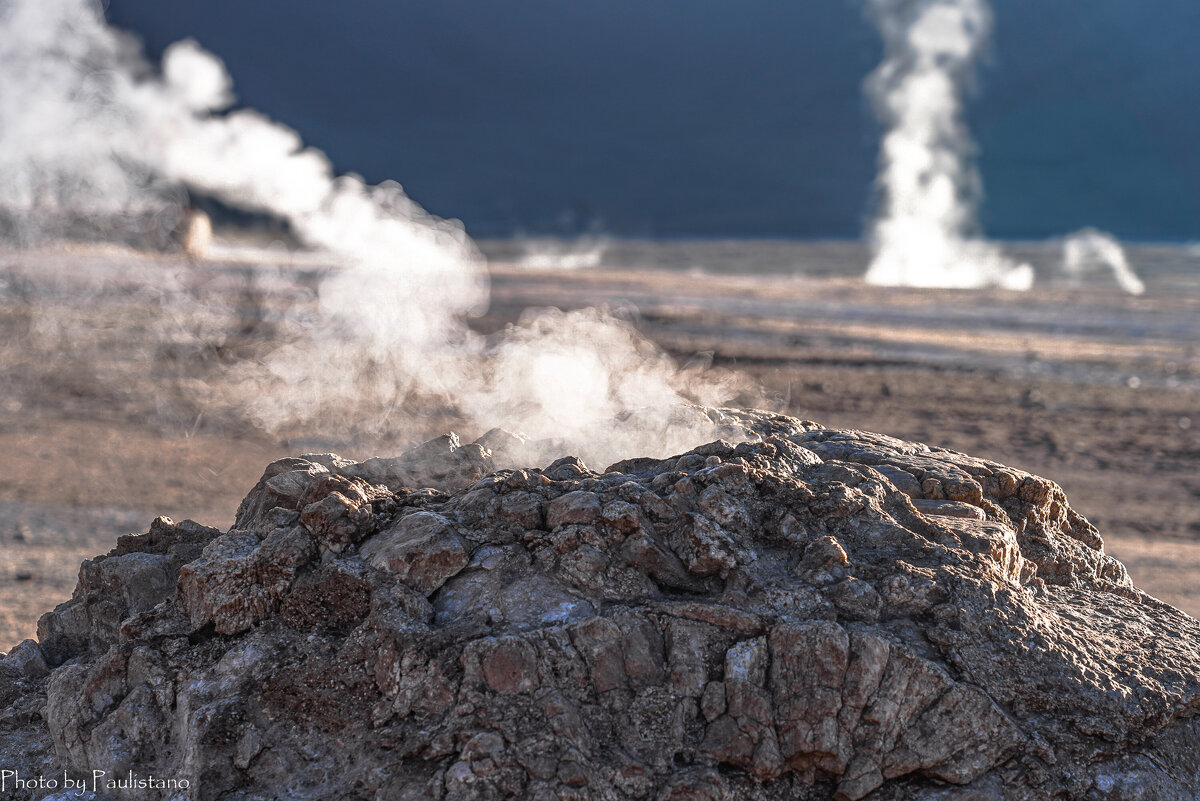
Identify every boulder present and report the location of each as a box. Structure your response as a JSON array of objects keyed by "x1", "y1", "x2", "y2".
[{"x1": 3, "y1": 409, "x2": 1200, "y2": 801}]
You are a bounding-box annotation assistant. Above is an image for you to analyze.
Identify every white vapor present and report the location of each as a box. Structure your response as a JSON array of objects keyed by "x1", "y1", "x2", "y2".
[
  {"x1": 1061, "y1": 228, "x2": 1145, "y2": 296},
  {"x1": 0, "y1": 0, "x2": 735, "y2": 467},
  {"x1": 516, "y1": 236, "x2": 610, "y2": 270},
  {"x1": 863, "y1": 0, "x2": 1033, "y2": 291},
  {"x1": 0, "y1": 0, "x2": 182, "y2": 244}
]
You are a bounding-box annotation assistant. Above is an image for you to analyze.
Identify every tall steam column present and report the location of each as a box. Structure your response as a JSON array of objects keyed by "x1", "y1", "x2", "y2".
[{"x1": 863, "y1": 0, "x2": 1032, "y2": 290}]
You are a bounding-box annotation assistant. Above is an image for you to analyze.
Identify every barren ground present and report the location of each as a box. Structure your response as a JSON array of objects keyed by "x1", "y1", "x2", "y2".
[{"x1": 2, "y1": 247, "x2": 1198, "y2": 649}]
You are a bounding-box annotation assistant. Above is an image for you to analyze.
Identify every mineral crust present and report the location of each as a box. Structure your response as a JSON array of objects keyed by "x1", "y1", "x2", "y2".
[{"x1": 3, "y1": 408, "x2": 1199, "y2": 800}]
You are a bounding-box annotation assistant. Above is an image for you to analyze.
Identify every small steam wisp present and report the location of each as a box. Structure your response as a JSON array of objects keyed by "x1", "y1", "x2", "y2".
[
  {"x1": 1061, "y1": 228, "x2": 1145, "y2": 296},
  {"x1": 1, "y1": 0, "x2": 734, "y2": 467},
  {"x1": 863, "y1": 0, "x2": 1032, "y2": 290},
  {"x1": 516, "y1": 236, "x2": 609, "y2": 270}
]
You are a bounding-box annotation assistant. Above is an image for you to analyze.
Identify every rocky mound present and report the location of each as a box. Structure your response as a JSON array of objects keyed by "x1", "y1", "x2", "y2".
[{"x1": 3, "y1": 408, "x2": 1200, "y2": 800}]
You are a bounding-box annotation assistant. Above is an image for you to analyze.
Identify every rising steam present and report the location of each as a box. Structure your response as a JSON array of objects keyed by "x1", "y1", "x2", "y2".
[
  {"x1": 0, "y1": 0, "x2": 734, "y2": 467},
  {"x1": 863, "y1": 0, "x2": 1033, "y2": 290},
  {"x1": 1061, "y1": 228, "x2": 1145, "y2": 296},
  {"x1": 516, "y1": 236, "x2": 610, "y2": 270}
]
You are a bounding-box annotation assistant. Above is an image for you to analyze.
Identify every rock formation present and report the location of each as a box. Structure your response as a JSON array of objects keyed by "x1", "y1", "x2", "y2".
[{"x1": 2, "y1": 408, "x2": 1199, "y2": 800}]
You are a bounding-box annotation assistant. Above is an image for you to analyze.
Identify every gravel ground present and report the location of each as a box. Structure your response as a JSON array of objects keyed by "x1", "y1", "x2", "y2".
[{"x1": 1, "y1": 246, "x2": 1197, "y2": 649}]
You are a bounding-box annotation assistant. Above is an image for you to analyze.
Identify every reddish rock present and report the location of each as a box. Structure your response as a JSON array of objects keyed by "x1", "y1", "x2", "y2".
[
  {"x1": 547, "y1": 491, "x2": 602, "y2": 528},
  {"x1": 476, "y1": 636, "x2": 540, "y2": 694},
  {"x1": 359, "y1": 511, "x2": 470, "y2": 595}
]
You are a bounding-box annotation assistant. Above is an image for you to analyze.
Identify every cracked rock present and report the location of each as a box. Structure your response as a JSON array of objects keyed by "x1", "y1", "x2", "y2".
[{"x1": 3, "y1": 409, "x2": 1199, "y2": 801}]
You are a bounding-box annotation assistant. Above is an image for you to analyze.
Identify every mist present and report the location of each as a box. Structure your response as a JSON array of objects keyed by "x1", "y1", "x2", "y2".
[{"x1": 0, "y1": 0, "x2": 737, "y2": 468}]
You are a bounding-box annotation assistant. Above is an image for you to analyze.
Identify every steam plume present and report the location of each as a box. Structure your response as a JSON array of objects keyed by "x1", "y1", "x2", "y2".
[
  {"x1": 863, "y1": 0, "x2": 1032, "y2": 290},
  {"x1": 1061, "y1": 228, "x2": 1145, "y2": 295},
  {"x1": 1, "y1": 0, "x2": 733, "y2": 467}
]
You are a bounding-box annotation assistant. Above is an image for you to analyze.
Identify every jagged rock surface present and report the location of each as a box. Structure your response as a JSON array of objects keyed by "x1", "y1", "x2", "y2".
[{"x1": 4, "y1": 408, "x2": 1200, "y2": 800}]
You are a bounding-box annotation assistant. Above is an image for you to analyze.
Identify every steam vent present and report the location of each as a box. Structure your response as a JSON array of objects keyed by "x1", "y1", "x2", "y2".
[{"x1": 3, "y1": 408, "x2": 1199, "y2": 800}]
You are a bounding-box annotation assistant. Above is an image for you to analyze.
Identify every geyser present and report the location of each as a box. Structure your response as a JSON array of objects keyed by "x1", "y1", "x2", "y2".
[{"x1": 863, "y1": 0, "x2": 1033, "y2": 290}]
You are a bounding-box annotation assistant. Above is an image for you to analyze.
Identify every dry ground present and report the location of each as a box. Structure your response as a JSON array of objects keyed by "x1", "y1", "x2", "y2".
[{"x1": 1, "y1": 248, "x2": 1197, "y2": 649}]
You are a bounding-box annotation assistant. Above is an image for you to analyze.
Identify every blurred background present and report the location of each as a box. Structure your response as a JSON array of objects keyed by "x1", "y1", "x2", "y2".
[
  {"x1": 106, "y1": 0, "x2": 1200, "y2": 241},
  {"x1": 1, "y1": 0, "x2": 1198, "y2": 648}
]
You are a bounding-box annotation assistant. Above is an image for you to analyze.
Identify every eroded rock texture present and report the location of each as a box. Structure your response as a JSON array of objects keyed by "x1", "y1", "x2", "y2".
[{"x1": 4, "y1": 408, "x2": 1200, "y2": 800}]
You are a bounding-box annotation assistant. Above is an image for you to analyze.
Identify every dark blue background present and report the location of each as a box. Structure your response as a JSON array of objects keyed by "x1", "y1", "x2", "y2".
[{"x1": 106, "y1": 1, "x2": 1200, "y2": 240}]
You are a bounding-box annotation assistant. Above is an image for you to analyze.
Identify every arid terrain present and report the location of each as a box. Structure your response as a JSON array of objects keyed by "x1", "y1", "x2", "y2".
[{"x1": 1, "y1": 244, "x2": 1198, "y2": 649}]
